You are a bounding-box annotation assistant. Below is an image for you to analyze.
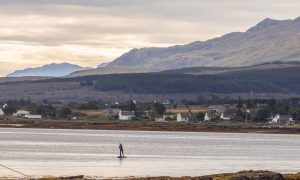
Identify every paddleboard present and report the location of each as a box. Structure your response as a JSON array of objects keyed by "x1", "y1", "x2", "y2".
[{"x1": 117, "y1": 156, "x2": 127, "y2": 159}]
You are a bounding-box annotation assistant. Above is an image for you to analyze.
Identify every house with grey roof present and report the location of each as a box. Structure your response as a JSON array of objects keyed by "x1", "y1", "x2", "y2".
[
  {"x1": 177, "y1": 113, "x2": 191, "y2": 122},
  {"x1": 13, "y1": 110, "x2": 30, "y2": 117},
  {"x1": 204, "y1": 112, "x2": 218, "y2": 121},
  {"x1": 269, "y1": 114, "x2": 295, "y2": 125},
  {"x1": 205, "y1": 105, "x2": 227, "y2": 121}
]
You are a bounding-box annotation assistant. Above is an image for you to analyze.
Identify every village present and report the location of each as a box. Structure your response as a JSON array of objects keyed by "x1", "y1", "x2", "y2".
[{"x1": 0, "y1": 96, "x2": 299, "y2": 128}]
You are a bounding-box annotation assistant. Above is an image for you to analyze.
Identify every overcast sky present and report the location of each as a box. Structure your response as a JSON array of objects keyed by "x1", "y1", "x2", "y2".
[{"x1": 0, "y1": 0, "x2": 300, "y2": 76}]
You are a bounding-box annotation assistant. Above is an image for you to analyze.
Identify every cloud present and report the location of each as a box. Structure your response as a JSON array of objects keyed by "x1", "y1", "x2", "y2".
[{"x1": 0, "y1": 0, "x2": 300, "y2": 76}]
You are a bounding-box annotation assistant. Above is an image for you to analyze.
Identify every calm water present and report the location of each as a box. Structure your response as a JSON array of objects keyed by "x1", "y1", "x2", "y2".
[{"x1": 0, "y1": 128, "x2": 299, "y2": 178}]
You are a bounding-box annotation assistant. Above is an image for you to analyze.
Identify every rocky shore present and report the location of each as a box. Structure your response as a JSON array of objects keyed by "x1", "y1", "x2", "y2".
[{"x1": 37, "y1": 171, "x2": 300, "y2": 180}]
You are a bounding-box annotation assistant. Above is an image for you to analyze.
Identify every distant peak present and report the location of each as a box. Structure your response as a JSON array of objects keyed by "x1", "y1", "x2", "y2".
[
  {"x1": 261, "y1": 18, "x2": 278, "y2": 23},
  {"x1": 6, "y1": 62, "x2": 85, "y2": 77},
  {"x1": 295, "y1": 16, "x2": 300, "y2": 21},
  {"x1": 247, "y1": 18, "x2": 281, "y2": 32},
  {"x1": 256, "y1": 18, "x2": 280, "y2": 26}
]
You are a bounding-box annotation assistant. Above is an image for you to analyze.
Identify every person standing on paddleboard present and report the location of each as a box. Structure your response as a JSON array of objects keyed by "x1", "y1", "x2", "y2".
[{"x1": 119, "y1": 143, "x2": 124, "y2": 157}]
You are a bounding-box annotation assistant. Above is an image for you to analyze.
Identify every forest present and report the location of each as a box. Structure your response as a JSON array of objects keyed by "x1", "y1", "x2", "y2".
[{"x1": 22, "y1": 66, "x2": 300, "y2": 94}]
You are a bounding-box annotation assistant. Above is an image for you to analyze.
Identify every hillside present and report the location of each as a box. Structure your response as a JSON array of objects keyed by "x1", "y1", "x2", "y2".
[
  {"x1": 160, "y1": 62, "x2": 300, "y2": 75},
  {"x1": 69, "y1": 17, "x2": 300, "y2": 77},
  {"x1": 104, "y1": 17, "x2": 300, "y2": 71},
  {"x1": 68, "y1": 66, "x2": 150, "y2": 77},
  {"x1": 0, "y1": 76, "x2": 51, "y2": 83},
  {"x1": 7, "y1": 63, "x2": 90, "y2": 77},
  {"x1": 1, "y1": 65, "x2": 300, "y2": 103},
  {"x1": 90, "y1": 67, "x2": 300, "y2": 94}
]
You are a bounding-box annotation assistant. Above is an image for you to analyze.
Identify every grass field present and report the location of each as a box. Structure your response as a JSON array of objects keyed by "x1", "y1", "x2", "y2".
[
  {"x1": 73, "y1": 109, "x2": 102, "y2": 116},
  {"x1": 166, "y1": 106, "x2": 207, "y2": 113}
]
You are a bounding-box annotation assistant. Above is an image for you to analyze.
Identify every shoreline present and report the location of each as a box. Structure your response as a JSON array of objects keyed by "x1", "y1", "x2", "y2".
[
  {"x1": 0, "y1": 120, "x2": 299, "y2": 134},
  {"x1": 5, "y1": 171, "x2": 298, "y2": 180}
]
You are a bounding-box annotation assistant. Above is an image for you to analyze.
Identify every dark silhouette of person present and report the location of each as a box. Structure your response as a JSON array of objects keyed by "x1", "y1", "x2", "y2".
[{"x1": 119, "y1": 143, "x2": 124, "y2": 157}]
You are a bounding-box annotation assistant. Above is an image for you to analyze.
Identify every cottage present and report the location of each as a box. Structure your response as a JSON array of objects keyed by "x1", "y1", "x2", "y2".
[
  {"x1": 204, "y1": 113, "x2": 211, "y2": 121},
  {"x1": 0, "y1": 109, "x2": 4, "y2": 116},
  {"x1": 220, "y1": 113, "x2": 234, "y2": 120},
  {"x1": 204, "y1": 112, "x2": 218, "y2": 121},
  {"x1": 269, "y1": 114, "x2": 295, "y2": 125},
  {"x1": 204, "y1": 105, "x2": 227, "y2": 121},
  {"x1": 2, "y1": 104, "x2": 8, "y2": 109},
  {"x1": 13, "y1": 110, "x2": 30, "y2": 117},
  {"x1": 177, "y1": 113, "x2": 191, "y2": 122},
  {"x1": 103, "y1": 108, "x2": 121, "y2": 116},
  {"x1": 119, "y1": 111, "x2": 135, "y2": 120},
  {"x1": 25, "y1": 114, "x2": 42, "y2": 119}
]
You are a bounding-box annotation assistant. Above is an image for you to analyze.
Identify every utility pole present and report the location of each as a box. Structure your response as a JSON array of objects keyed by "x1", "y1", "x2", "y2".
[{"x1": 245, "y1": 109, "x2": 250, "y2": 124}]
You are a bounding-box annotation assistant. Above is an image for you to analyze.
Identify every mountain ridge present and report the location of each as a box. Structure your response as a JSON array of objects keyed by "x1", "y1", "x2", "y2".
[
  {"x1": 7, "y1": 62, "x2": 90, "y2": 77},
  {"x1": 69, "y1": 16, "x2": 300, "y2": 77},
  {"x1": 106, "y1": 16, "x2": 300, "y2": 70}
]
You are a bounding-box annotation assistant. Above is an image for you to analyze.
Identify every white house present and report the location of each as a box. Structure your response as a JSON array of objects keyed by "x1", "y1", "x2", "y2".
[
  {"x1": 2, "y1": 104, "x2": 8, "y2": 109},
  {"x1": 204, "y1": 113, "x2": 211, "y2": 121},
  {"x1": 269, "y1": 114, "x2": 294, "y2": 125},
  {"x1": 25, "y1": 114, "x2": 42, "y2": 119},
  {"x1": 177, "y1": 113, "x2": 191, "y2": 122},
  {"x1": 0, "y1": 109, "x2": 4, "y2": 116},
  {"x1": 220, "y1": 113, "x2": 234, "y2": 120},
  {"x1": 204, "y1": 105, "x2": 227, "y2": 121},
  {"x1": 13, "y1": 110, "x2": 30, "y2": 117},
  {"x1": 204, "y1": 112, "x2": 219, "y2": 121},
  {"x1": 114, "y1": 101, "x2": 120, "y2": 105},
  {"x1": 119, "y1": 111, "x2": 135, "y2": 120}
]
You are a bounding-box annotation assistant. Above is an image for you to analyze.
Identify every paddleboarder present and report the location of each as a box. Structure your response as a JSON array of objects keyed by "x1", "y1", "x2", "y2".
[{"x1": 119, "y1": 143, "x2": 124, "y2": 158}]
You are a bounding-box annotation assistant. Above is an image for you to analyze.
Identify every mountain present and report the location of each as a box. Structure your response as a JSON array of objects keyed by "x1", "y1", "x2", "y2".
[
  {"x1": 97, "y1": 62, "x2": 110, "y2": 68},
  {"x1": 7, "y1": 63, "x2": 89, "y2": 77},
  {"x1": 105, "y1": 17, "x2": 300, "y2": 70}
]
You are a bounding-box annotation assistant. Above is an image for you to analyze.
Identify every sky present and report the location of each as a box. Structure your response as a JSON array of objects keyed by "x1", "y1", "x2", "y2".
[{"x1": 0, "y1": 0, "x2": 300, "y2": 76}]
